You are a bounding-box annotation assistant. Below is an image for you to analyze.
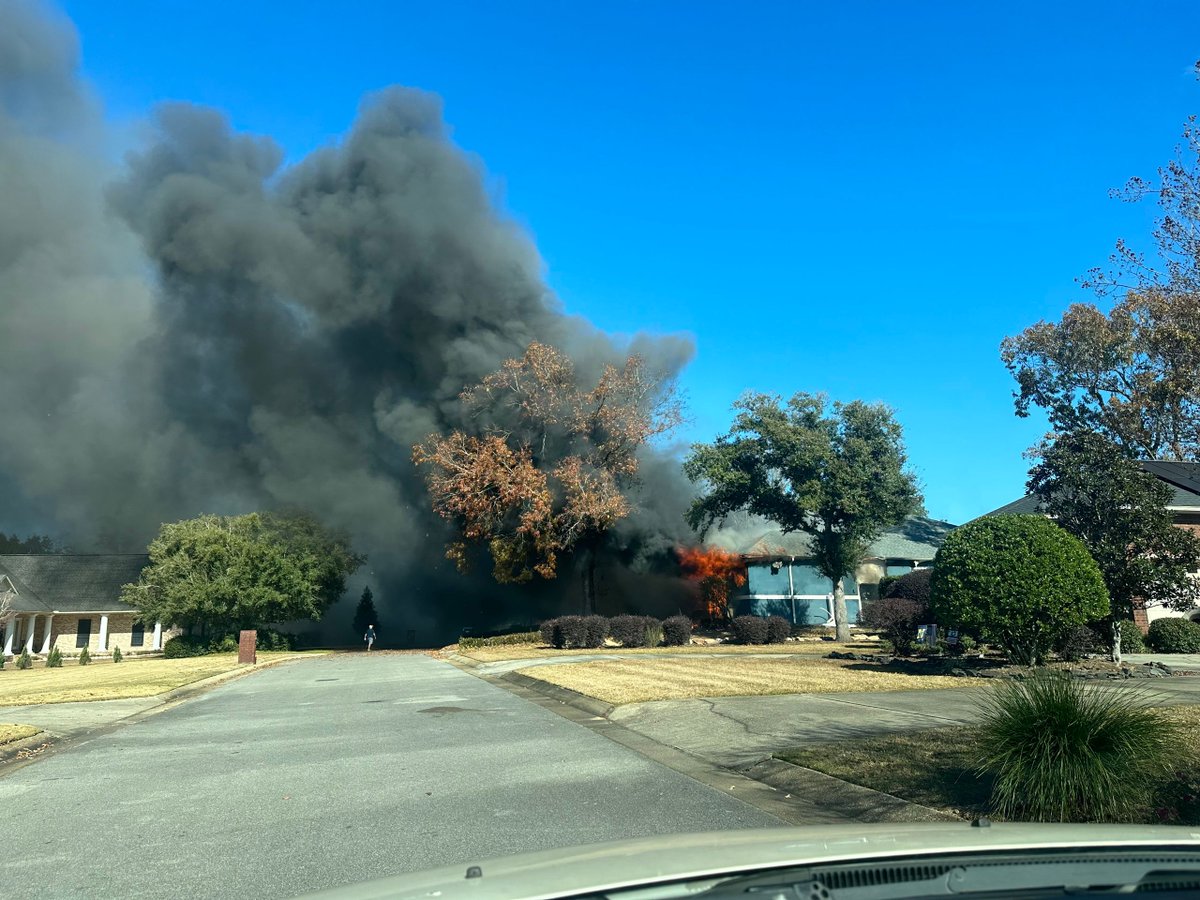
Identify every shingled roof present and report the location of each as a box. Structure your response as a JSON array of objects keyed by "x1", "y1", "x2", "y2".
[
  {"x1": 0, "y1": 555, "x2": 149, "y2": 613},
  {"x1": 733, "y1": 516, "x2": 957, "y2": 561},
  {"x1": 984, "y1": 460, "x2": 1200, "y2": 517}
]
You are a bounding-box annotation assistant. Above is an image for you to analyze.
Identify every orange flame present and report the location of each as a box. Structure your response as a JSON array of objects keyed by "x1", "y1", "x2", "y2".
[{"x1": 677, "y1": 546, "x2": 747, "y2": 621}]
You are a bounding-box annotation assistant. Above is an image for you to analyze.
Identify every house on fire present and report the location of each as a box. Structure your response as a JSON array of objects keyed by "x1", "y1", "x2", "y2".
[
  {"x1": 0, "y1": 554, "x2": 172, "y2": 657},
  {"x1": 730, "y1": 516, "x2": 957, "y2": 625},
  {"x1": 986, "y1": 459, "x2": 1200, "y2": 629}
]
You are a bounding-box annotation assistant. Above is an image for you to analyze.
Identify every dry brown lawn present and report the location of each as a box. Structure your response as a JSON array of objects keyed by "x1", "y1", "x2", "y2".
[
  {"x1": 457, "y1": 640, "x2": 879, "y2": 663},
  {"x1": 0, "y1": 724, "x2": 41, "y2": 745},
  {"x1": 521, "y1": 656, "x2": 966, "y2": 704},
  {"x1": 0, "y1": 651, "x2": 323, "y2": 706}
]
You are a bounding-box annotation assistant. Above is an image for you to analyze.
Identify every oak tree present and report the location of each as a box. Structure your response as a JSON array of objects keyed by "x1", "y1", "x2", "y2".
[
  {"x1": 412, "y1": 342, "x2": 683, "y2": 614},
  {"x1": 684, "y1": 393, "x2": 920, "y2": 642}
]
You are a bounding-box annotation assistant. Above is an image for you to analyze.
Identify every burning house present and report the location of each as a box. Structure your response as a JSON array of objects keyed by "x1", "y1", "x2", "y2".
[{"x1": 727, "y1": 516, "x2": 956, "y2": 626}]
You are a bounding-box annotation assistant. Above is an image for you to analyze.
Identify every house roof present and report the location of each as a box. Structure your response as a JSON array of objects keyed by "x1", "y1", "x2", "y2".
[
  {"x1": 733, "y1": 516, "x2": 957, "y2": 562},
  {"x1": 0, "y1": 555, "x2": 149, "y2": 614},
  {"x1": 984, "y1": 459, "x2": 1200, "y2": 518}
]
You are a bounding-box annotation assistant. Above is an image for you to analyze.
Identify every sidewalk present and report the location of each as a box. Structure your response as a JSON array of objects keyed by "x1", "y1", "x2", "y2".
[{"x1": 0, "y1": 696, "x2": 162, "y2": 738}]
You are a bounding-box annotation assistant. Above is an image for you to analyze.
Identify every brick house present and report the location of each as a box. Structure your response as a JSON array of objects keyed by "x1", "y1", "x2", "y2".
[
  {"x1": 986, "y1": 459, "x2": 1200, "y2": 629},
  {"x1": 0, "y1": 554, "x2": 172, "y2": 657}
]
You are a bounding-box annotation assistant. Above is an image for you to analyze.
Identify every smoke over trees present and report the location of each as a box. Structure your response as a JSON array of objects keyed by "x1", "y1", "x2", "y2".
[{"x1": 0, "y1": 1, "x2": 696, "y2": 638}]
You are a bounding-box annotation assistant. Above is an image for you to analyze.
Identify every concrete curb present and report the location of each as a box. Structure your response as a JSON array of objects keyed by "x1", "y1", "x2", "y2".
[
  {"x1": 0, "y1": 731, "x2": 52, "y2": 765},
  {"x1": 741, "y1": 758, "x2": 960, "y2": 823}
]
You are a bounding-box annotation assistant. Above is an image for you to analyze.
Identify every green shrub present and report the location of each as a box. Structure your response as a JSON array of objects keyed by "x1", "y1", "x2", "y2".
[
  {"x1": 931, "y1": 515, "x2": 1109, "y2": 665},
  {"x1": 609, "y1": 615, "x2": 659, "y2": 648},
  {"x1": 1056, "y1": 624, "x2": 1104, "y2": 662},
  {"x1": 457, "y1": 631, "x2": 541, "y2": 649},
  {"x1": 765, "y1": 616, "x2": 791, "y2": 644},
  {"x1": 78, "y1": 646, "x2": 91, "y2": 666},
  {"x1": 731, "y1": 615, "x2": 769, "y2": 644},
  {"x1": 662, "y1": 616, "x2": 692, "y2": 647},
  {"x1": 958, "y1": 634, "x2": 978, "y2": 654},
  {"x1": 46, "y1": 647, "x2": 63, "y2": 667},
  {"x1": 15, "y1": 649, "x2": 32, "y2": 670},
  {"x1": 642, "y1": 622, "x2": 663, "y2": 648},
  {"x1": 112, "y1": 646, "x2": 123, "y2": 663},
  {"x1": 255, "y1": 629, "x2": 295, "y2": 652},
  {"x1": 1146, "y1": 617, "x2": 1200, "y2": 654},
  {"x1": 162, "y1": 635, "x2": 206, "y2": 658},
  {"x1": 1118, "y1": 619, "x2": 1146, "y2": 653},
  {"x1": 212, "y1": 635, "x2": 239, "y2": 653},
  {"x1": 975, "y1": 670, "x2": 1183, "y2": 822}
]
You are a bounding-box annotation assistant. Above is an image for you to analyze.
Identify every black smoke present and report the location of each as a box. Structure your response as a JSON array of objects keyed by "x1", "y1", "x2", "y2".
[{"x1": 0, "y1": 0, "x2": 697, "y2": 642}]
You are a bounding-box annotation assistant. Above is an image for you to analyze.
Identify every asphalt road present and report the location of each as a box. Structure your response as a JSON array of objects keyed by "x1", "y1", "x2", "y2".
[{"x1": 0, "y1": 654, "x2": 776, "y2": 899}]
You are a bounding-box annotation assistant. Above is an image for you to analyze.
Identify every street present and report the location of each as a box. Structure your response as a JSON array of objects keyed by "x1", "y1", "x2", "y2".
[{"x1": 0, "y1": 655, "x2": 776, "y2": 899}]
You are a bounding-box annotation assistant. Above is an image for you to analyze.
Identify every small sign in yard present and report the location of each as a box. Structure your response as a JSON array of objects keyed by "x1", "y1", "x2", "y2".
[
  {"x1": 947, "y1": 629, "x2": 959, "y2": 646},
  {"x1": 239, "y1": 630, "x2": 257, "y2": 664}
]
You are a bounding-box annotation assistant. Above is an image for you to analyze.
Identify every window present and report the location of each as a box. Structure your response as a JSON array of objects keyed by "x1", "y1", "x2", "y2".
[
  {"x1": 131, "y1": 621, "x2": 145, "y2": 647},
  {"x1": 791, "y1": 564, "x2": 831, "y2": 595},
  {"x1": 886, "y1": 563, "x2": 914, "y2": 577},
  {"x1": 76, "y1": 618, "x2": 92, "y2": 648}
]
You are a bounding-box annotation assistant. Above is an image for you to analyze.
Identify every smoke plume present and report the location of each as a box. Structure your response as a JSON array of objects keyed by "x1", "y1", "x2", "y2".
[{"x1": 0, "y1": 0, "x2": 696, "y2": 640}]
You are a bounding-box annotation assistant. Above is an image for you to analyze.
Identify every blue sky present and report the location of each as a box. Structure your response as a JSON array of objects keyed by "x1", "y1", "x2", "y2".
[{"x1": 58, "y1": 0, "x2": 1200, "y2": 524}]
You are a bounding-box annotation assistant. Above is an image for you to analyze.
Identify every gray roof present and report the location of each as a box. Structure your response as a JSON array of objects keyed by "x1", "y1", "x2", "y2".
[
  {"x1": 985, "y1": 459, "x2": 1200, "y2": 518},
  {"x1": 0, "y1": 555, "x2": 149, "y2": 614},
  {"x1": 734, "y1": 516, "x2": 956, "y2": 562}
]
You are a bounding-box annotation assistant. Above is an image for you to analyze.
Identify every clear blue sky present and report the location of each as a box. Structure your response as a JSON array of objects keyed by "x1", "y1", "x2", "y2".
[{"x1": 58, "y1": 0, "x2": 1200, "y2": 524}]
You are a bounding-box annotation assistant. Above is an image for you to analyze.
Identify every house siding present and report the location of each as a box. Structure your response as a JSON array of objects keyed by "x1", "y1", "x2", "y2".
[{"x1": 42, "y1": 613, "x2": 174, "y2": 655}]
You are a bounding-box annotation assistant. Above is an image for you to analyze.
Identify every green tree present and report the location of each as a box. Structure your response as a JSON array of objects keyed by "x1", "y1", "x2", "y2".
[
  {"x1": 1027, "y1": 431, "x2": 1200, "y2": 663},
  {"x1": 0, "y1": 533, "x2": 61, "y2": 553},
  {"x1": 122, "y1": 512, "x2": 363, "y2": 636},
  {"x1": 684, "y1": 393, "x2": 921, "y2": 641},
  {"x1": 352, "y1": 586, "x2": 379, "y2": 639},
  {"x1": 930, "y1": 515, "x2": 1109, "y2": 665}
]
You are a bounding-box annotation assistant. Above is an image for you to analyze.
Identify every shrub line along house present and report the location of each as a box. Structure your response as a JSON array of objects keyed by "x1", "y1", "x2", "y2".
[
  {"x1": 0, "y1": 554, "x2": 169, "y2": 657},
  {"x1": 731, "y1": 516, "x2": 957, "y2": 625},
  {"x1": 986, "y1": 460, "x2": 1200, "y2": 629}
]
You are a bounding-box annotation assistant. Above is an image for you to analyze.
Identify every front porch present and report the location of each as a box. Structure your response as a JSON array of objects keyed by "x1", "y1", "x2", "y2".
[{"x1": 2, "y1": 613, "x2": 164, "y2": 658}]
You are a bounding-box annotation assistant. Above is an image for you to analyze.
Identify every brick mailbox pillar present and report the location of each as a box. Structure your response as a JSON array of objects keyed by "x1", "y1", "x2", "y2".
[{"x1": 238, "y1": 630, "x2": 257, "y2": 664}]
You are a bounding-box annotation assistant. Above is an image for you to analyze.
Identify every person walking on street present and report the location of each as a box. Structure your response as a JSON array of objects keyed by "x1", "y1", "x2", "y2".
[{"x1": 364, "y1": 624, "x2": 377, "y2": 652}]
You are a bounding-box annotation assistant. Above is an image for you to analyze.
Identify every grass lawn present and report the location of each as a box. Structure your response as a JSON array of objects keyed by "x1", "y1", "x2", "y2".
[
  {"x1": 520, "y1": 656, "x2": 967, "y2": 704},
  {"x1": 0, "y1": 724, "x2": 41, "y2": 745},
  {"x1": 456, "y1": 640, "x2": 881, "y2": 663},
  {"x1": 0, "y1": 651, "x2": 323, "y2": 706},
  {"x1": 777, "y1": 706, "x2": 1200, "y2": 824}
]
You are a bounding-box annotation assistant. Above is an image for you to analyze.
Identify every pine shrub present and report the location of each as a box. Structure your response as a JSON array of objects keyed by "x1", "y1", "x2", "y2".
[
  {"x1": 112, "y1": 646, "x2": 123, "y2": 663},
  {"x1": 46, "y1": 647, "x2": 63, "y2": 668},
  {"x1": 976, "y1": 670, "x2": 1183, "y2": 822},
  {"x1": 662, "y1": 616, "x2": 692, "y2": 647},
  {"x1": 78, "y1": 646, "x2": 91, "y2": 666},
  {"x1": 731, "y1": 615, "x2": 769, "y2": 645},
  {"x1": 15, "y1": 649, "x2": 32, "y2": 670}
]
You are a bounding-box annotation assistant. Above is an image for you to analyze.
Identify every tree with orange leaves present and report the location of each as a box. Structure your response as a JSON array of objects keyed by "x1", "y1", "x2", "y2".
[
  {"x1": 413, "y1": 342, "x2": 683, "y2": 613},
  {"x1": 678, "y1": 546, "x2": 746, "y2": 621}
]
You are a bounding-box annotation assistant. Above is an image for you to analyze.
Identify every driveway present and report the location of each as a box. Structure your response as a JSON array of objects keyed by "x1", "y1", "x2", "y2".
[
  {"x1": 0, "y1": 654, "x2": 776, "y2": 899},
  {"x1": 610, "y1": 677, "x2": 1200, "y2": 768}
]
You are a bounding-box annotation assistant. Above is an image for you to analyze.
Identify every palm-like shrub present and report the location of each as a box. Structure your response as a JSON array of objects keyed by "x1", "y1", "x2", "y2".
[{"x1": 976, "y1": 670, "x2": 1183, "y2": 822}]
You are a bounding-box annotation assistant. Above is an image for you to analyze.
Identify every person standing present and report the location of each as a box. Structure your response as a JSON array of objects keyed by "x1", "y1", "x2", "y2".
[{"x1": 364, "y1": 624, "x2": 377, "y2": 652}]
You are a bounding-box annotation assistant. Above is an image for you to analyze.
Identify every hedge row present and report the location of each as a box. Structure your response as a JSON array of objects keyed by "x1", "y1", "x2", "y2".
[
  {"x1": 458, "y1": 631, "x2": 542, "y2": 649},
  {"x1": 538, "y1": 614, "x2": 695, "y2": 649},
  {"x1": 163, "y1": 629, "x2": 297, "y2": 658}
]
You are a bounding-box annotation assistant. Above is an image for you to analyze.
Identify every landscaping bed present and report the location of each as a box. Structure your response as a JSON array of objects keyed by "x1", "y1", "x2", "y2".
[
  {"x1": 519, "y1": 656, "x2": 968, "y2": 704},
  {"x1": 777, "y1": 705, "x2": 1200, "y2": 825}
]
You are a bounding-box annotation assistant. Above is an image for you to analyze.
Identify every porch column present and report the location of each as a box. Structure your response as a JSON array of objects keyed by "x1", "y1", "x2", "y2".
[
  {"x1": 39, "y1": 615, "x2": 54, "y2": 655},
  {"x1": 151, "y1": 621, "x2": 163, "y2": 651},
  {"x1": 22, "y1": 615, "x2": 37, "y2": 655},
  {"x1": 2, "y1": 622, "x2": 14, "y2": 657},
  {"x1": 97, "y1": 615, "x2": 109, "y2": 652}
]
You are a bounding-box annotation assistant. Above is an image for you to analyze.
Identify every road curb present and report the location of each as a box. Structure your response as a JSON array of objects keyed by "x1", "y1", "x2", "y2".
[{"x1": 0, "y1": 731, "x2": 52, "y2": 764}]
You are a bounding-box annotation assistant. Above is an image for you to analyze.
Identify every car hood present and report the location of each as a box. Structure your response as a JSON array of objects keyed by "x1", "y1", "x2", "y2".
[{"x1": 301, "y1": 823, "x2": 1200, "y2": 899}]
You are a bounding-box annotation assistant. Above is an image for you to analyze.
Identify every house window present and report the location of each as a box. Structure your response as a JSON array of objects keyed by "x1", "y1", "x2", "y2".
[
  {"x1": 886, "y1": 563, "x2": 914, "y2": 577},
  {"x1": 76, "y1": 618, "x2": 92, "y2": 649},
  {"x1": 131, "y1": 621, "x2": 145, "y2": 647},
  {"x1": 747, "y1": 563, "x2": 790, "y2": 595}
]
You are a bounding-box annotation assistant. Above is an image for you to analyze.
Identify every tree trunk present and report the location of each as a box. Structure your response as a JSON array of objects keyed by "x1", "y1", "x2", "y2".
[
  {"x1": 1111, "y1": 617, "x2": 1122, "y2": 665},
  {"x1": 832, "y1": 577, "x2": 850, "y2": 643},
  {"x1": 581, "y1": 545, "x2": 596, "y2": 615}
]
